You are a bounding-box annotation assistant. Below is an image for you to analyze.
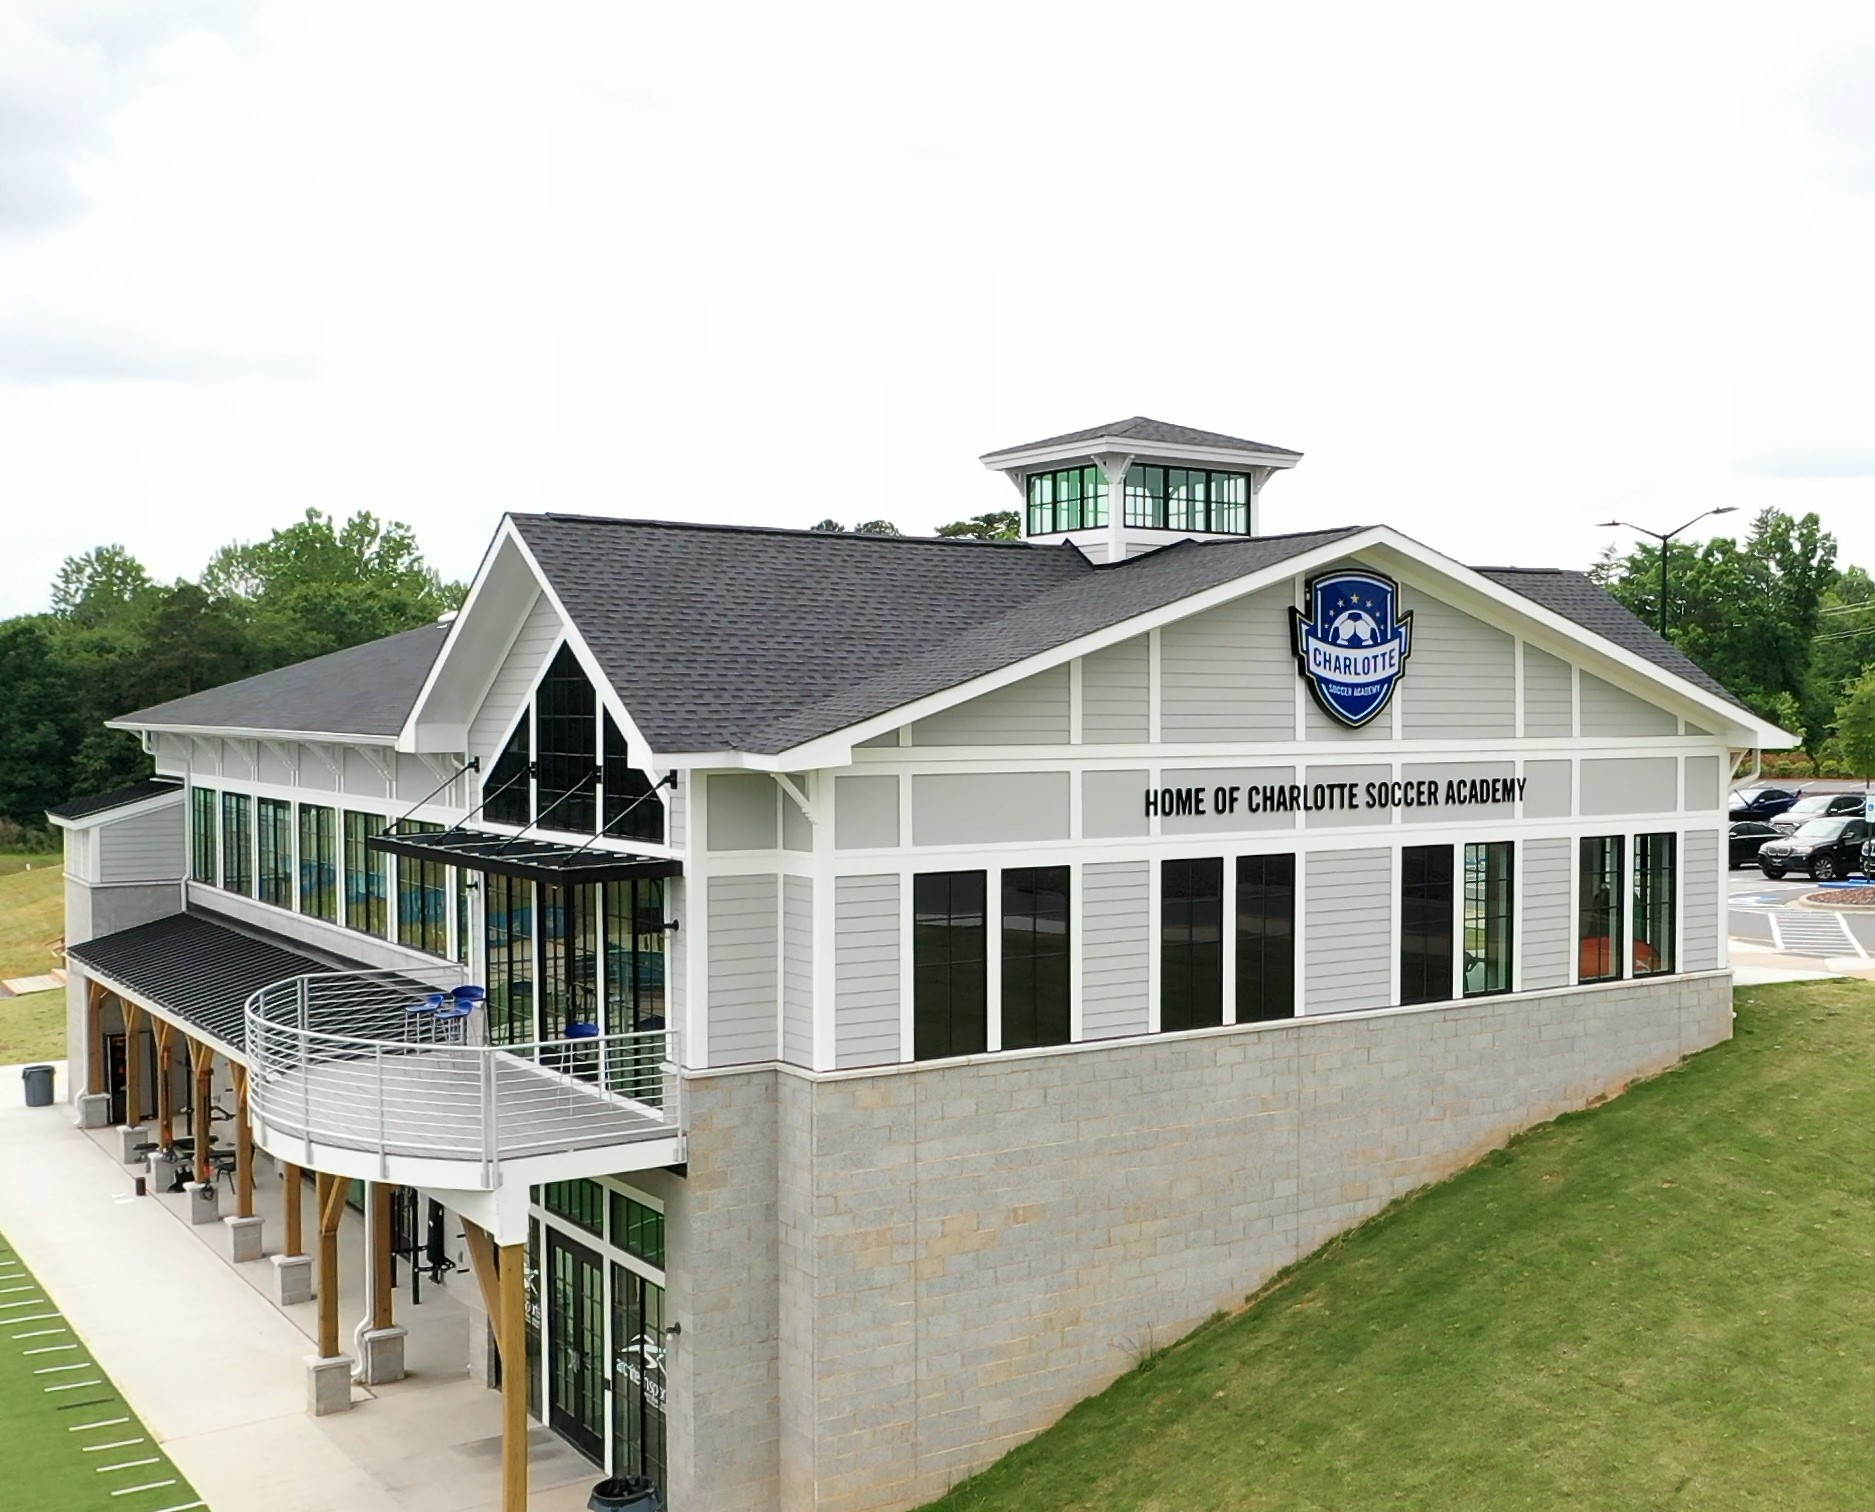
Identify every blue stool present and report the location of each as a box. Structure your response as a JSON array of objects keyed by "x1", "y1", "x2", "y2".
[
  {"x1": 435, "y1": 1001, "x2": 474, "y2": 1045},
  {"x1": 406, "y1": 993, "x2": 445, "y2": 1044}
]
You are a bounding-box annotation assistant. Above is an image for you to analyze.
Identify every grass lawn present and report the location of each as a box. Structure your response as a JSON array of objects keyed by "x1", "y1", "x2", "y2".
[
  {"x1": 0, "y1": 858, "x2": 65, "y2": 1065},
  {"x1": 922, "y1": 980, "x2": 1875, "y2": 1512},
  {"x1": 0, "y1": 1230, "x2": 200, "y2": 1512}
]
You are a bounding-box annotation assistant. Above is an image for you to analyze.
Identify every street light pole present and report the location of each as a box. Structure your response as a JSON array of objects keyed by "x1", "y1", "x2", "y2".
[{"x1": 1599, "y1": 508, "x2": 1739, "y2": 639}]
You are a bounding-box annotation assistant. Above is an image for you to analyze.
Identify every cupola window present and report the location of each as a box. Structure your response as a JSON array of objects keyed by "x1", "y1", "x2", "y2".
[
  {"x1": 1123, "y1": 466, "x2": 1251, "y2": 534},
  {"x1": 1025, "y1": 466, "x2": 1109, "y2": 535}
]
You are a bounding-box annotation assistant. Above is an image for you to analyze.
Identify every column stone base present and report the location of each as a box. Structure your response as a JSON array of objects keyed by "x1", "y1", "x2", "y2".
[
  {"x1": 76, "y1": 1093, "x2": 110, "y2": 1129},
  {"x1": 185, "y1": 1180, "x2": 220, "y2": 1225},
  {"x1": 306, "y1": 1354, "x2": 353, "y2": 1416},
  {"x1": 359, "y1": 1326, "x2": 407, "y2": 1385},
  {"x1": 224, "y1": 1214, "x2": 265, "y2": 1263},
  {"x1": 117, "y1": 1125, "x2": 148, "y2": 1164},
  {"x1": 271, "y1": 1253, "x2": 313, "y2": 1306},
  {"x1": 147, "y1": 1151, "x2": 181, "y2": 1194}
]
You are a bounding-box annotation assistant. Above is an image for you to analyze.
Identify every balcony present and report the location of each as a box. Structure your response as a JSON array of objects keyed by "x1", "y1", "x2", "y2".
[{"x1": 244, "y1": 969, "x2": 684, "y2": 1194}]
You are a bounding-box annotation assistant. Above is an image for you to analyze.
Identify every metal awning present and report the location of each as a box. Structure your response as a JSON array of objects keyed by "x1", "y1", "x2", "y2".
[{"x1": 367, "y1": 828, "x2": 681, "y2": 885}]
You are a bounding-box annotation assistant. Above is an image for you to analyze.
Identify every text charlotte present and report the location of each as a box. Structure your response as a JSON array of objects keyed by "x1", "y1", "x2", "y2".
[{"x1": 1143, "y1": 776, "x2": 1530, "y2": 819}]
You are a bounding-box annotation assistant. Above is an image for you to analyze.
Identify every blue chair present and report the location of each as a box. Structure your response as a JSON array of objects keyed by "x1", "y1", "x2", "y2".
[{"x1": 406, "y1": 993, "x2": 445, "y2": 1044}]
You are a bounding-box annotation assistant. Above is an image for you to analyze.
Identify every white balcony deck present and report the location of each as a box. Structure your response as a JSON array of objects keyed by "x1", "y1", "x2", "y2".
[{"x1": 245, "y1": 970, "x2": 685, "y2": 1198}]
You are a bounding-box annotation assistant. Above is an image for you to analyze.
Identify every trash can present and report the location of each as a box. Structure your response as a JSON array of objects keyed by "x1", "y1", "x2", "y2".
[
  {"x1": 21, "y1": 1064, "x2": 54, "y2": 1108},
  {"x1": 588, "y1": 1478, "x2": 661, "y2": 1512}
]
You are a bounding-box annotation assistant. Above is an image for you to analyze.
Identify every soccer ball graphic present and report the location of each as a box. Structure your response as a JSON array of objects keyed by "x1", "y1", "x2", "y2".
[{"x1": 1328, "y1": 608, "x2": 1382, "y2": 646}]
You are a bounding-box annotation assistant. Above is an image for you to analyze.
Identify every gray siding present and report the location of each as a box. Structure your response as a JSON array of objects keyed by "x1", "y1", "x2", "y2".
[
  {"x1": 911, "y1": 772, "x2": 1070, "y2": 847},
  {"x1": 1523, "y1": 646, "x2": 1573, "y2": 737},
  {"x1": 97, "y1": 803, "x2": 185, "y2": 885},
  {"x1": 1682, "y1": 829, "x2": 1721, "y2": 972},
  {"x1": 1082, "y1": 860, "x2": 1149, "y2": 1039},
  {"x1": 707, "y1": 875, "x2": 779, "y2": 1066},
  {"x1": 708, "y1": 773, "x2": 779, "y2": 851},
  {"x1": 470, "y1": 592, "x2": 561, "y2": 761},
  {"x1": 1523, "y1": 759, "x2": 1572, "y2": 819},
  {"x1": 911, "y1": 666, "x2": 1070, "y2": 746},
  {"x1": 1521, "y1": 836, "x2": 1572, "y2": 990},
  {"x1": 782, "y1": 876, "x2": 814, "y2": 1067},
  {"x1": 834, "y1": 875, "x2": 900, "y2": 1068},
  {"x1": 668, "y1": 784, "x2": 687, "y2": 850},
  {"x1": 1083, "y1": 769, "x2": 1149, "y2": 839},
  {"x1": 835, "y1": 775, "x2": 899, "y2": 850},
  {"x1": 1399, "y1": 593, "x2": 1515, "y2": 739},
  {"x1": 1160, "y1": 591, "x2": 1295, "y2": 742},
  {"x1": 1580, "y1": 672, "x2": 1678, "y2": 737},
  {"x1": 1080, "y1": 638, "x2": 1149, "y2": 743},
  {"x1": 1581, "y1": 757, "x2": 1678, "y2": 816},
  {"x1": 1304, "y1": 849, "x2": 1391, "y2": 1014},
  {"x1": 1684, "y1": 755, "x2": 1721, "y2": 813}
]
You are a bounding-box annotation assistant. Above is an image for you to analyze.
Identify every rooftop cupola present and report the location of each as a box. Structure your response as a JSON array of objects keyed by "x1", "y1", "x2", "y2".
[{"x1": 979, "y1": 417, "x2": 1302, "y2": 563}]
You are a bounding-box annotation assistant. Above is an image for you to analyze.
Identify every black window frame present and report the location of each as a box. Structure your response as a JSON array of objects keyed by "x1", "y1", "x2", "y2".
[
  {"x1": 541, "y1": 1178, "x2": 605, "y2": 1237},
  {"x1": 609, "y1": 1190, "x2": 666, "y2": 1269},
  {"x1": 1001, "y1": 866, "x2": 1070, "y2": 1051},
  {"x1": 485, "y1": 871, "x2": 535, "y2": 1045},
  {"x1": 602, "y1": 714, "x2": 664, "y2": 844},
  {"x1": 1025, "y1": 466, "x2": 1109, "y2": 535},
  {"x1": 913, "y1": 870, "x2": 988, "y2": 1061},
  {"x1": 189, "y1": 786, "x2": 218, "y2": 884},
  {"x1": 1161, "y1": 857, "x2": 1224, "y2": 1032},
  {"x1": 1235, "y1": 853, "x2": 1296, "y2": 1022},
  {"x1": 298, "y1": 803, "x2": 337, "y2": 922},
  {"x1": 396, "y1": 821, "x2": 450, "y2": 957},
  {"x1": 1400, "y1": 844, "x2": 1456, "y2": 1006},
  {"x1": 484, "y1": 718, "x2": 531, "y2": 827},
  {"x1": 256, "y1": 797, "x2": 293, "y2": 908},
  {"x1": 1122, "y1": 464, "x2": 1253, "y2": 534},
  {"x1": 220, "y1": 792, "x2": 253, "y2": 896},
  {"x1": 1633, "y1": 832, "x2": 1676, "y2": 977},
  {"x1": 343, "y1": 810, "x2": 390, "y2": 938},
  {"x1": 1579, "y1": 835, "x2": 1626, "y2": 984},
  {"x1": 1462, "y1": 841, "x2": 1514, "y2": 998},
  {"x1": 535, "y1": 644, "x2": 598, "y2": 834}
]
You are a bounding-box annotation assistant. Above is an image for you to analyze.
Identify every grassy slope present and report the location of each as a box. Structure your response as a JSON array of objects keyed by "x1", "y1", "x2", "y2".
[
  {"x1": 0, "y1": 859, "x2": 65, "y2": 1064},
  {"x1": 923, "y1": 981, "x2": 1875, "y2": 1512},
  {"x1": 0, "y1": 1231, "x2": 198, "y2": 1512}
]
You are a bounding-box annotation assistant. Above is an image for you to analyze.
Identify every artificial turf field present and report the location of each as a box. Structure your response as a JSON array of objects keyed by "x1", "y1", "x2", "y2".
[
  {"x1": 0, "y1": 1233, "x2": 201, "y2": 1512},
  {"x1": 922, "y1": 980, "x2": 1875, "y2": 1511}
]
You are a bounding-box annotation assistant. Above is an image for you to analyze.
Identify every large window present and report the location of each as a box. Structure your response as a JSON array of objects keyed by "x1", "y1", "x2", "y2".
[
  {"x1": 343, "y1": 811, "x2": 389, "y2": 937},
  {"x1": 1634, "y1": 833, "x2": 1676, "y2": 977},
  {"x1": 604, "y1": 879, "x2": 667, "y2": 1033},
  {"x1": 1025, "y1": 466, "x2": 1109, "y2": 535},
  {"x1": 540, "y1": 882, "x2": 600, "y2": 1034},
  {"x1": 542, "y1": 1178, "x2": 604, "y2": 1236},
  {"x1": 484, "y1": 721, "x2": 531, "y2": 827},
  {"x1": 1579, "y1": 835, "x2": 1626, "y2": 983},
  {"x1": 1236, "y1": 853, "x2": 1295, "y2": 1022},
  {"x1": 1400, "y1": 845, "x2": 1455, "y2": 1005},
  {"x1": 535, "y1": 644, "x2": 597, "y2": 834},
  {"x1": 485, "y1": 873, "x2": 535, "y2": 1045},
  {"x1": 913, "y1": 871, "x2": 988, "y2": 1060},
  {"x1": 1123, "y1": 465, "x2": 1252, "y2": 534},
  {"x1": 220, "y1": 793, "x2": 252, "y2": 896},
  {"x1": 189, "y1": 787, "x2": 217, "y2": 884},
  {"x1": 1463, "y1": 842, "x2": 1514, "y2": 997},
  {"x1": 298, "y1": 805, "x2": 337, "y2": 922},
  {"x1": 1161, "y1": 858, "x2": 1223, "y2": 1031},
  {"x1": 610, "y1": 1190, "x2": 666, "y2": 1269},
  {"x1": 256, "y1": 798, "x2": 293, "y2": 907},
  {"x1": 397, "y1": 821, "x2": 450, "y2": 957},
  {"x1": 1001, "y1": 867, "x2": 1070, "y2": 1050},
  {"x1": 603, "y1": 715, "x2": 663, "y2": 844}
]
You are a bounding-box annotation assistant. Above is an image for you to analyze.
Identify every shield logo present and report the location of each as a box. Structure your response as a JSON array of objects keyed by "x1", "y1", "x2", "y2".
[{"x1": 1291, "y1": 569, "x2": 1413, "y2": 727}]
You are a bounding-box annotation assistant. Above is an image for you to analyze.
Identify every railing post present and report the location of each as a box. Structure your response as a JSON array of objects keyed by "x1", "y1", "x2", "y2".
[
  {"x1": 375, "y1": 1043, "x2": 386, "y2": 1178},
  {"x1": 301, "y1": 1024, "x2": 312, "y2": 1142},
  {"x1": 480, "y1": 1049, "x2": 497, "y2": 1188}
]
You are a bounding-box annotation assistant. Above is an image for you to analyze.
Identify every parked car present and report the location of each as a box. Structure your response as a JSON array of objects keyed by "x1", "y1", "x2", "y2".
[
  {"x1": 1729, "y1": 786, "x2": 1802, "y2": 822},
  {"x1": 1728, "y1": 820, "x2": 1783, "y2": 867},
  {"x1": 1770, "y1": 792, "x2": 1866, "y2": 834},
  {"x1": 1758, "y1": 816, "x2": 1871, "y2": 881}
]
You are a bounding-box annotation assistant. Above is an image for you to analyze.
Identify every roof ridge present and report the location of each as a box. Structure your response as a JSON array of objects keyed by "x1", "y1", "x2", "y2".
[{"x1": 520, "y1": 513, "x2": 1056, "y2": 550}]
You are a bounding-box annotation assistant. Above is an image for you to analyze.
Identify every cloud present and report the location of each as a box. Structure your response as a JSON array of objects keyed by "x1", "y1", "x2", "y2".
[
  {"x1": 0, "y1": 309, "x2": 317, "y2": 384},
  {"x1": 1738, "y1": 442, "x2": 1875, "y2": 480},
  {"x1": 0, "y1": 0, "x2": 249, "y2": 235}
]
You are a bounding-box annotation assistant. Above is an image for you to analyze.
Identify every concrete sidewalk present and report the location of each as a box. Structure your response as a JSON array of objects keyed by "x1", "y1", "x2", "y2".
[{"x1": 0, "y1": 1064, "x2": 597, "y2": 1512}]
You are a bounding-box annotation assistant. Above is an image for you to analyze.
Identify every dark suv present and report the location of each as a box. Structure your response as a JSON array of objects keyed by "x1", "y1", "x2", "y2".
[
  {"x1": 1758, "y1": 817, "x2": 1870, "y2": 881},
  {"x1": 1771, "y1": 792, "x2": 1866, "y2": 834}
]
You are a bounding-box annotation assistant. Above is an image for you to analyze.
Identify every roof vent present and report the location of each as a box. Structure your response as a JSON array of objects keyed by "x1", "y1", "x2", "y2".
[{"x1": 436, "y1": 610, "x2": 459, "y2": 625}]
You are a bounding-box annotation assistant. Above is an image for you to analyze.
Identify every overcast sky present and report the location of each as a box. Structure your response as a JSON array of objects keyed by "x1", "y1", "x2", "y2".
[{"x1": 2, "y1": 0, "x2": 1873, "y2": 616}]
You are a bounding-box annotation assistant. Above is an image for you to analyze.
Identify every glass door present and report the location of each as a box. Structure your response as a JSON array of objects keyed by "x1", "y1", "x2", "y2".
[
  {"x1": 612, "y1": 1262, "x2": 668, "y2": 1493},
  {"x1": 547, "y1": 1228, "x2": 606, "y2": 1463}
]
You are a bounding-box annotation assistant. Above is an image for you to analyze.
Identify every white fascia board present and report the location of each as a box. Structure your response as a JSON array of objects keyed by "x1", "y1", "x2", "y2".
[
  {"x1": 103, "y1": 719, "x2": 400, "y2": 746},
  {"x1": 398, "y1": 519, "x2": 518, "y2": 752},
  {"x1": 47, "y1": 788, "x2": 185, "y2": 832},
  {"x1": 979, "y1": 438, "x2": 1302, "y2": 474},
  {"x1": 734, "y1": 523, "x2": 1789, "y2": 766}
]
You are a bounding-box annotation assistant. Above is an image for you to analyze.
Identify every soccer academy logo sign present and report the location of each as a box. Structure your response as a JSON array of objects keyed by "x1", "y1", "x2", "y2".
[{"x1": 1291, "y1": 569, "x2": 1414, "y2": 727}]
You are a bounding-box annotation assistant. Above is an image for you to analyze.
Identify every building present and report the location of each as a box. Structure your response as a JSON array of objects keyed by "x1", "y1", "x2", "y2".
[{"x1": 50, "y1": 418, "x2": 1790, "y2": 1512}]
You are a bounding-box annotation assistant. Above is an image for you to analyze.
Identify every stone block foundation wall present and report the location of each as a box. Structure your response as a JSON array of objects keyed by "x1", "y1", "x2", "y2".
[{"x1": 670, "y1": 971, "x2": 1732, "y2": 1512}]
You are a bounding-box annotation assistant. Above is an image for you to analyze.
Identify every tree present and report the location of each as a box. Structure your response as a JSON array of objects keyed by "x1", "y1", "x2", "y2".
[
  {"x1": 809, "y1": 519, "x2": 847, "y2": 533},
  {"x1": 0, "y1": 620, "x2": 79, "y2": 824},
  {"x1": 935, "y1": 511, "x2": 1021, "y2": 541},
  {"x1": 50, "y1": 545, "x2": 152, "y2": 628},
  {"x1": 1831, "y1": 667, "x2": 1875, "y2": 780},
  {"x1": 854, "y1": 520, "x2": 900, "y2": 536}
]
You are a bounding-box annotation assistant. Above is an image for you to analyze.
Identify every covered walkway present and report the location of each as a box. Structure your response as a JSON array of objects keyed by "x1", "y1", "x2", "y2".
[{"x1": 0, "y1": 1064, "x2": 597, "y2": 1512}]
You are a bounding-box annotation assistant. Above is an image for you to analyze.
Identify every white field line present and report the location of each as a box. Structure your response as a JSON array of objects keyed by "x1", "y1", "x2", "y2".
[
  {"x1": 7, "y1": 1313, "x2": 62, "y2": 1324},
  {"x1": 69, "y1": 1417, "x2": 130, "y2": 1431},
  {"x1": 43, "y1": 1378, "x2": 103, "y2": 1391},
  {"x1": 34, "y1": 1362, "x2": 93, "y2": 1373},
  {"x1": 110, "y1": 1480, "x2": 177, "y2": 1496},
  {"x1": 96, "y1": 1458, "x2": 161, "y2": 1473},
  {"x1": 0, "y1": 1298, "x2": 52, "y2": 1308},
  {"x1": 0, "y1": 1283, "x2": 37, "y2": 1293},
  {"x1": 22, "y1": 1343, "x2": 76, "y2": 1354},
  {"x1": 13, "y1": 1326, "x2": 68, "y2": 1338},
  {"x1": 149, "y1": 1503, "x2": 208, "y2": 1512},
  {"x1": 83, "y1": 1439, "x2": 147, "y2": 1453}
]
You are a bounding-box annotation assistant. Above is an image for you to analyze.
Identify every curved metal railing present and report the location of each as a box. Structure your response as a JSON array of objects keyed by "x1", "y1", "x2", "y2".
[{"x1": 244, "y1": 969, "x2": 681, "y2": 1184}]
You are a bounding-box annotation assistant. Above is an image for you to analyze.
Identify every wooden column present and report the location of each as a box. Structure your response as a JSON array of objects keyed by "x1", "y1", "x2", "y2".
[
  {"x1": 191, "y1": 1041, "x2": 215, "y2": 1184},
  {"x1": 85, "y1": 981, "x2": 107, "y2": 1097},
  {"x1": 152, "y1": 1020, "x2": 175, "y2": 1146},
  {"x1": 230, "y1": 1065, "x2": 254, "y2": 1220},
  {"x1": 121, "y1": 1001, "x2": 143, "y2": 1128},
  {"x1": 314, "y1": 1172, "x2": 348, "y2": 1359},
  {"x1": 369, "y1": 1183, "x2": 394, "y2": 1332},
  {"x1": 282, "y1": 1162, "x2": 304, "y2": 1259},
  {"x1": 498, "y1": 1240, "x2": 528, "y2": 1512}
]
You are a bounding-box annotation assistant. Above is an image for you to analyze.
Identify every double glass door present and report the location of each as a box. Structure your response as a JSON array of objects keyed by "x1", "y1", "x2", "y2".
[
  {"x1": 546, "y1": 1230, "x2": 606, "y2": 1462},
  {"x1": 612, "y1": 1263, "x2": 668, "y2": 1490}
]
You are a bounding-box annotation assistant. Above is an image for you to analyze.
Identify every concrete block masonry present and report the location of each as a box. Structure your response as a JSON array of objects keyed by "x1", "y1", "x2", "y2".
[{"x1": 666, "y1": 970, "x2": 1733, "y2": 1512}]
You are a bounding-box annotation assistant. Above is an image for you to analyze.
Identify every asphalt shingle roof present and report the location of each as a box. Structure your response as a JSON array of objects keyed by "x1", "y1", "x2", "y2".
[
  {"x1": 112, "y1": 621, "x2": 449, "y2": 738},
  {"x1": 980, "y1": 416, "x2": 1303, "y2": 461},
  {"x1": 46, "y1": 777, "x2": 182, "y2": 823}
]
